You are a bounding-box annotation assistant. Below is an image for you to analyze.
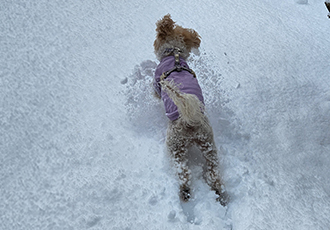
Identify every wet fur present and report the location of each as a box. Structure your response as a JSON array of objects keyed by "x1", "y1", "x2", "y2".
[{"x1": 154, "y1": 14, "x2": 229, "y2": 206}]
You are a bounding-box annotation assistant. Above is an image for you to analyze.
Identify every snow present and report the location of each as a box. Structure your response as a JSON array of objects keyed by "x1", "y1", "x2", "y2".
[{"x1": 1, "y1": 0, "x2": 330, "y2": 229}]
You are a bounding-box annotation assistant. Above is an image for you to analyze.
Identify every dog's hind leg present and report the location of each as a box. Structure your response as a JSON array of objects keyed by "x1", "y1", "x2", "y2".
[
  {"x1": 169, "y1": 140, "x2": 191, "y2": 202},
  {"x1": 175, "y1": 153, "x2": 191, "y2": 202},
  {"x1": 196, "y1": 127, "x2": 229, "y2": 206},
  {"x1": 202, "y1": 145, "x2": 229, "y2": 206},
  {"x1": 167, "y1": 128, "x2": 192, "y2": 202}
]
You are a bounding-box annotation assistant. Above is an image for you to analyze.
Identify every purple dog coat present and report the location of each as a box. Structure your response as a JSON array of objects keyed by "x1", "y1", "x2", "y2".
[{"x1": 153, "y1": 55, "x2": 204, "y2": 121}]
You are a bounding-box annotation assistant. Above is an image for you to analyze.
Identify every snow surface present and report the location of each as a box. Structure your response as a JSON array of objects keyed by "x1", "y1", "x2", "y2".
[{"x1": 1, "y1": 0, "x2": 330, "y2": 229}]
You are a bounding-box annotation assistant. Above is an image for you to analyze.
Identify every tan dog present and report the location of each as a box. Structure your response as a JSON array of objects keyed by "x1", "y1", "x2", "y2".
[{"x1": 153, "y1": 14, "x2": 229, "y2": 206}]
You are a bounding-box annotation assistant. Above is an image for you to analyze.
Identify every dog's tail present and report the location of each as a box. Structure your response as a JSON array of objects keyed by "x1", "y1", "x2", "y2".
[{"x1": 160, "y1": 79, "x2": 206, "y2": 126}]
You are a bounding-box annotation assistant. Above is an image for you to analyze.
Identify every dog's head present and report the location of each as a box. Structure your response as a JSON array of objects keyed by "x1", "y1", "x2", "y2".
[{"x1": 154, "y1": 14, "x2": 201, "y2": 60}]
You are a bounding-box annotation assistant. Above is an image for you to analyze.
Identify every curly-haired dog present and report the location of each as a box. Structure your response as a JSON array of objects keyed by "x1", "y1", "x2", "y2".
[{"x1": 153, "y1": 14, "x2": 229, "y2": 206}]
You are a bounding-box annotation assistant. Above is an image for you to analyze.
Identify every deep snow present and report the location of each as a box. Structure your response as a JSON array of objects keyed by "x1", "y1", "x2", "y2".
[{"x1": 1, "y1": 0, "x2": 330, "y2": 229}]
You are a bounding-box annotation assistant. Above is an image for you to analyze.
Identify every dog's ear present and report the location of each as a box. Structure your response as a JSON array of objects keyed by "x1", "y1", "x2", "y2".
[
  {"x1": 155, "y1": 14, "x2": 175, "y2": 40},
  {"x1": 176, "y1": 26, "x2": 201, "y2": 51},
  {"x1": 154, "y1": 14, "x2": 176, "y2": 53}
]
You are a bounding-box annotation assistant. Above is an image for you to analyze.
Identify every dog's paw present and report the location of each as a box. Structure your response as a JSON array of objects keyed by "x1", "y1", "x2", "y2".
[
  {"x1": 215, "y1": 189, "x2": 230, "y2": 207},
  {"x1": 180, "y1": 187, "x2": 191, "y2": 202}
]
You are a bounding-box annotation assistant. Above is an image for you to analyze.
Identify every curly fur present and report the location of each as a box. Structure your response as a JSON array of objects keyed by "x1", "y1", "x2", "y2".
[
  {"x1": 154, "y1": 14, "x2": 201, "y2": 61},
  {"x1": 154, "y1": 14, "x2": 229, "y2": 206}
]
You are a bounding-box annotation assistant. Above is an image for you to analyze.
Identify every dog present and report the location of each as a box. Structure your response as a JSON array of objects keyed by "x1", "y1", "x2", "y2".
[{"x1": 153, "y1": 14, "x2": 229, "y2": 206}]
